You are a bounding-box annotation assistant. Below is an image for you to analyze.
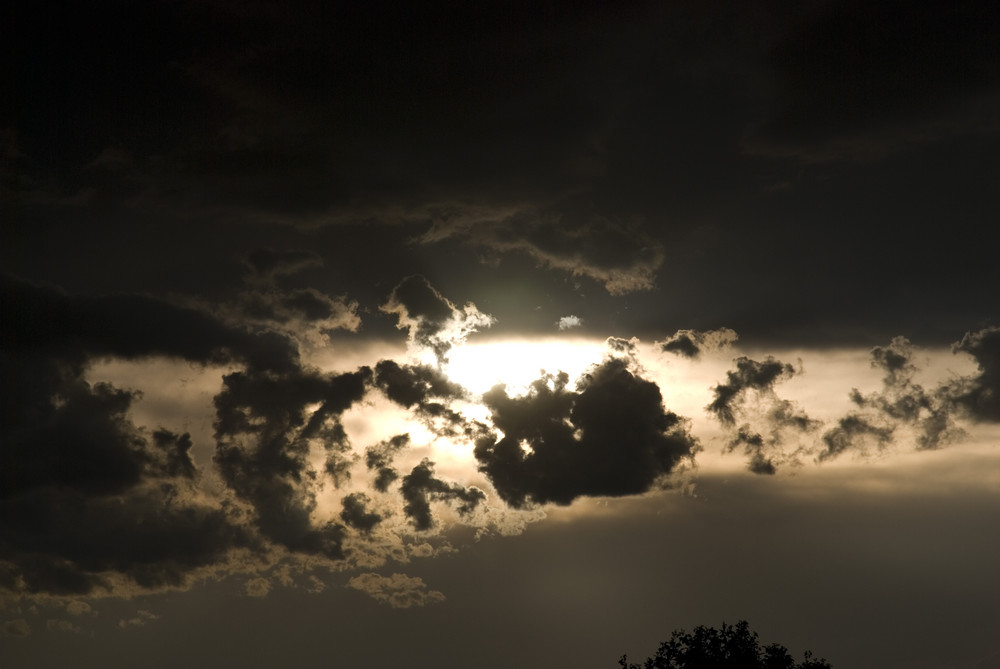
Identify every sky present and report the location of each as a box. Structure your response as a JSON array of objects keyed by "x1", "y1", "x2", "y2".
[{"x1": 3, "y1": 1, "x2": 1000, "y2": 667}]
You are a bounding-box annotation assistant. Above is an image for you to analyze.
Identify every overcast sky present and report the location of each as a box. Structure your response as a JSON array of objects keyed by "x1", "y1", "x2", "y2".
[{"x1": 3, "y1": 2, "x2": 1000, "y2": 668}]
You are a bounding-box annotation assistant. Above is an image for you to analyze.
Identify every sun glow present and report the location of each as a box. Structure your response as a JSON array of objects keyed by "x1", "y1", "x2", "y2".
[{"x1": 444, "y1": 338, "x2": 609, "y2": 396}]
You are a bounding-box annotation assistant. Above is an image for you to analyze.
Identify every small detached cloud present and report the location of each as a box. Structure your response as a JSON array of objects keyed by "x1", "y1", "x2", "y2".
[
  {"x1": 2, "y1": 619, "x2": 31, "y2": 637},
  {"x1": 65, "y1": 600, "x2": 94, "y2": 617},
  {"x1": 244, "y1": 577, "x2": 272, "y2": 598},
  {"x1": 558, "y1": 315, "x2": 583, "y2": 331},
  {"x1": 658, "y1": 328, "x2": 738, "y2": 359},
  {"x1": 347, "y1": 573, "x2": 445, "y2": 608},
  {"x1": 46, "y1": 619, "x2": 83, "y2": 634},
  {"x1": 118, "y1": 610, "x2": 158, "y2": 629}
]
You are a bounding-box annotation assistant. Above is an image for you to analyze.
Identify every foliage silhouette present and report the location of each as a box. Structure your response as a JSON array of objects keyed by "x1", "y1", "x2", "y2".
[{"x1": 619, "y1": 620, "x2": 832, "y2": 669}]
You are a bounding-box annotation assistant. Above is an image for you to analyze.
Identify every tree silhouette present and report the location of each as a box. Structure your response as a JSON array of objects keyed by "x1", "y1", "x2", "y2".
[{"x1": 619, "y1": 620, "x2": 832, "y2": 669}]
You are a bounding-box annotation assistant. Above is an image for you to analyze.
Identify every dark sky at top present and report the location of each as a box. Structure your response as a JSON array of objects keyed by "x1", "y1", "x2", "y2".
[
  {"x1": 4, "y1": 0, "x2": 998, "y2": 345},
  {"x1": 3, "y1": 2, "x2": 1000, "y2": 669}
]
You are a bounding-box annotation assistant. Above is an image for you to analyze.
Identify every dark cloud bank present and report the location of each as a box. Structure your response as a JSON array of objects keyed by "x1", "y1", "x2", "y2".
[
  {"x1": 4, "y1": 1, "x2": 999, "y2": 350},
  {"x1": 0, "y1": 274, "x2": 706, "y2": 600},
  {"x1": 0, "y1": 274, "x2": 285, "y2": 595},
  {"x1": 4, "y1": 270, "x2": 1000, "y2": 600},
  {"x1": 3, "y1": 3, "x2": 1000, "y2": 667},
  {"x1": 4, "y1": 270, "x2": 1000, "y2": 603},
  {"x1": 0, "y1": 273, "x2": 370, "y2": 595}
]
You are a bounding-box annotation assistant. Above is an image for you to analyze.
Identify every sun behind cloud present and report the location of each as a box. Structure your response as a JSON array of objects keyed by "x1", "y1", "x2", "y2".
[{"x1": 443, "y1": 338, "x2": 608, "y2": 396}]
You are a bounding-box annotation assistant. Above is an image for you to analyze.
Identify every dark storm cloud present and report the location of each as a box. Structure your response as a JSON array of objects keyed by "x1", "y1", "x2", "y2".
[
  {"x1": 5, "y1": 1, "x2": 675, "y2": 232},
  {"x1": 707, "y1": 356, "x2": 798, "y2": 425},
  {"x1": 373, "y1": 470, "x2": 399, "y2": 495},
  {"x1": 374, "y1": 360, "x2": 467, "y2": 408},
  {"x1": 819, "y1": 337, "x2": 963, "y2": 460},
  {"x1": 7, "y1": 0, "x2": 1000, "y2": 355},
  {"x1": 399, "y1": 460, "x2": 486, "y2": 531},
  {"x1": 0, "y1": 274, "x2": 319, "y2": 596},
  {"x1": 243, "y1": 248, "x2": 323, "y2": 281},
  {"x1": 213, "y1": 365, "x2": 371, "y2": 556},
  {"x1": 381, "y1": 275, "x2": 492, "y2": 363},
  {"x1": 0, "y1": 374, "x2": 145, "y2": 499},
  {"x1": 0, "y1": 272, "x2": 325, "y2": 517},
  {"x1": 1, "y1": 484, "x2": 246, "y2": 596},
  {"x1": 0, "y1": 352, "x2": 244, "y2": 597},
  {"x1": 0, "y1": 274, "x2": 299, "y2": 373},
  {"x1": 365, "y1": 435, "x2": 411, "y2": 494},
  {"x1": 410, "y1": 402, "x2": 469, "y2": 438},
  {"x1": 658, "y1": 328, "x2": 738, "y2": 359},
  {"x1": 475, "y1": 358, "x2": 697, "y2": 508},
  {"x1": 0, "y1": 274, "x2": 414, "y2": 595},
  {"x1": 660, "y1": 332, "x2": 700, "y2": 359},
  {"x1": 950, "y1": 327, "x2": 1000, "y2": 422},
  {"x1": 372, "y1": 359, "x2": 473, "y2": 439},
  {"x1": 755, "y1": 0, "x2": 1000, "y2": 159},
  {"x1": 339, "y1": 493, "x2": 382, "y2": 533},
  {"x1": 6, "y1": 1, "x2": 691, "y2": 304},
  {"x1": 152, "y1": 429, "x2": 197, "y2": 480},
  {"x1": 322, "y1": 421, "x2": 355, "y2": 489}
]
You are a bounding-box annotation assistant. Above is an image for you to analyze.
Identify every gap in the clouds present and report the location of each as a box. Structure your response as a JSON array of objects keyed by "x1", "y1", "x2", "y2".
[
  {"x1": 443, "y1": 337, "x2": 609, "y2": 395},
  {"x1": 84, "y1": 357, "x2": 234, "y2": 481}
]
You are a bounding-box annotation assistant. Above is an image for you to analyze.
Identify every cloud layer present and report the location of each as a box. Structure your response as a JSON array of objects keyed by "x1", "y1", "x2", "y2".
[{"x1": 4, "y1": 271, "x2": 1000, "y2": 608}]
